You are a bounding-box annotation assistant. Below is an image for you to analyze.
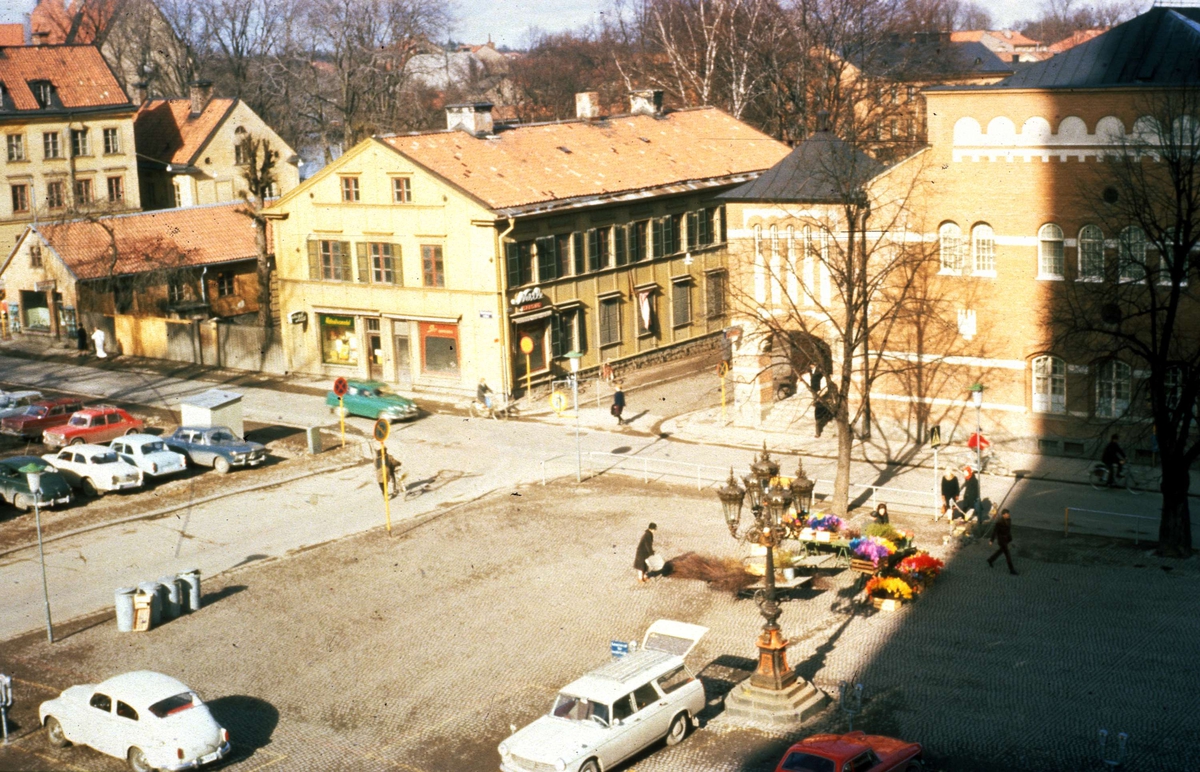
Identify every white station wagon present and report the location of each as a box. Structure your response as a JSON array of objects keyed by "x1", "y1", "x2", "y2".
[
  {"x1": 499, "y1": 619, "x2": 708, "y2": 772},
  {"x1": 39, "y1": 670, "x2": 231, "y2": 772},
  {"x1": 42, "y1": 445, "x2": 144, "y2": 496},
  {"x1": 111, "y1": 434, "x2": 188, "y2": 478}
]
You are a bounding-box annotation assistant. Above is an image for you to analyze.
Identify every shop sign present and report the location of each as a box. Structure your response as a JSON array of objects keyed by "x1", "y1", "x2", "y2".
[
  {"x1": 320, "y1": 314, "x2": 355, "y2": 327},
  {"x1": 35, "y1": 280, "x2": 56, "y2": 292},
  {"x1": 422, "y1": 322, "x2": 458, "y2": 338},
  {"x1": 289, "y1": 311, "x2": 308, "y2": 324},
  {"x1": 510, "y1": 287, "x2": 545, "y2": 313},
  {"x1": 478, "y1": 310, "x2": 494, "y2": 319}
]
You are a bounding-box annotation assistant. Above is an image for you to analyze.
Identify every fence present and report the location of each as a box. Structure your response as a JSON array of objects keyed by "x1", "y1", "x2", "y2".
[
  {"x1": 90, "y1": 313, "x2": 287, "y2": 374},
  {"x1": 1064, "y1": 507, "x2": 1160, "y2": 545}
]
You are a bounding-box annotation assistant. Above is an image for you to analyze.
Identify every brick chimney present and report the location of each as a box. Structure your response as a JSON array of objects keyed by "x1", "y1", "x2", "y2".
[
  {"x1": 445, "y1": 102, "x2": 494, "y2": 136},
  {"x1": 575, "y1": 92, "x2": 600, "y2": 120},
  {"x1": 31, "y1": 30, "x2": 50, "y2": 46},
  {"x1": 133, "y1": 81, "x2": 148, "y2": 105},
  {"x1": 189, "y1": 80, "x2": 213, "y2": 117},
  {"x1": 629, "y1": 89, "x2": 663, "y2": 117}
]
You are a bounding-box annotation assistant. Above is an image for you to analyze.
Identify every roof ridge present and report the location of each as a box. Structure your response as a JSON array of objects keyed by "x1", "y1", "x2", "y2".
[{"x1": 38, "y1": 200, "x2": 249, "y2": 229}]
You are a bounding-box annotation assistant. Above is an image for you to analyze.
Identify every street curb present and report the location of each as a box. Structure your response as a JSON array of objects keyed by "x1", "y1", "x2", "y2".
[
  {"x1": 517, "y1": 364, "x2": 712, "y2": 422},
  {"x1": 0, "y1": 457, "x2": 368, "y2": 560}
]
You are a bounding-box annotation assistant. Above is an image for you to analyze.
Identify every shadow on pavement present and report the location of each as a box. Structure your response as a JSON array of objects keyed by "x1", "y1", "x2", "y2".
[
  {"x1": 201, "y1": 584, "x2": 248, "y2": 605},
  {"x1": 205, "y1": 695, "x2": 279, "y2": 758}
]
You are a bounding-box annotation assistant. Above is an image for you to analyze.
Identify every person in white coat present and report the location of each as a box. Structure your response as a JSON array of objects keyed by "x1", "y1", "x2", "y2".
[{"x1": 91, "y1": 327, "x2": 108, "y2": 358}]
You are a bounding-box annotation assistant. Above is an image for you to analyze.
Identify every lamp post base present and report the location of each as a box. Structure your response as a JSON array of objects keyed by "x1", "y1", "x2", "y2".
[{"x1": 723, "y1": 677, "x2": 828, "y2": 727}]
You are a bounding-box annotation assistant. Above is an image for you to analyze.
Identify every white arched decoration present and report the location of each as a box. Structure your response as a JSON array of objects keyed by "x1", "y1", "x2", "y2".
[
  {"x1": 753, "y1": 224, "x2": 765, "y2": 304},
  {"x1": 769, "y1": 225, "x2": 781, "y2": 307}
]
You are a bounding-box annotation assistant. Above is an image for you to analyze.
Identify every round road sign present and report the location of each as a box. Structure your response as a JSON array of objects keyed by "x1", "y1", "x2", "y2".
[
  {"x1": 549, "y1": 391, "x2": 568, "y2": 414},
  {"x1": 519, "y1": 335, "x2": 535, "y2": 355},
  {"x1": 333, "y1": 377, "x2": 349, "y2": 397},
  {"x1": 373, "y1": 418, "x2": 390, "y2": 442}
]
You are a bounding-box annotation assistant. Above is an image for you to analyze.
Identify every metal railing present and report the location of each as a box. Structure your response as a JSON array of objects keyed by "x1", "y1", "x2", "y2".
[
  {"x1": 1064, "y1": 507, "x2": 1159, "y2": 545},
  {"x1": 540, "y1": 451, "x2": 930, "y2": 509}
]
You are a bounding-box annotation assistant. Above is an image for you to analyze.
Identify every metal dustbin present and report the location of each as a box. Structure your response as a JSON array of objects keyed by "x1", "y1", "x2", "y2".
[
  {"x1": 132, "y1": 589, "x2": 155, "y2": 632},
  {"x1": 137, "y1": 581, "x2": 162, "y2": 628},
  {"x1": 158, "y1": 575, "x2": 182, "y2": 619},
  {"x1": 306, "y1": 426, "x2": 322, "y2": 455},
  {"x1": 178, "y1": 569, "x2": 201, "y2": 612},
  {"x1": 114, "y1": 587, "x2": 136, "y2": 633}
]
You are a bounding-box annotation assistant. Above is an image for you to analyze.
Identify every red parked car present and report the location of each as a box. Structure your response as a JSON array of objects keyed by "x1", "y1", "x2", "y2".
[
  {"x1": 775, "y1": 732, "x2": 923, "y2": 772},
  {"x1": 0, "y1": 398, "x2": 84, "y2": 441},
  {"x1": 42, "y1": 406, "x2": 144, "y2": 449}
]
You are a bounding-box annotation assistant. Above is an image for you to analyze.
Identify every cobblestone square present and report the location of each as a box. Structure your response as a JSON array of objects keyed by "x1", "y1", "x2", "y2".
[{"x1": 0, "y1": 475, "x2": 1196, "y2": 772}]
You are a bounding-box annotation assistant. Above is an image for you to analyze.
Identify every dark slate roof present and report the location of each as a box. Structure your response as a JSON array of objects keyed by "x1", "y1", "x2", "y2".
[
  {"x1": 718, "y1": 132, "x2": 886, "y2": 203},
  {"x1": 853, "y1": 37, "x2": 1012, "y2": 81},
  {"x1": 992, "y1": 8, "x2": 1200, "y2": 88}
]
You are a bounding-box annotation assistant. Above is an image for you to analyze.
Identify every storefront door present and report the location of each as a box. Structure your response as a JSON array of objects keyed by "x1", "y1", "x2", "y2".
[
  {"x1": 419, "y1": 322, "x2": 459, "y2": 377},
  {"x1": 394, "y1": 335, "x2": 411, "y2": 386}
]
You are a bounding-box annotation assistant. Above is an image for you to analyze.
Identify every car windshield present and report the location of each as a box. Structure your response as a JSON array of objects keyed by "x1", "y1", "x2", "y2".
[
  {"x1": 779, "y1": 752, "x2": 836, "y2": 772},
  {"x1": 550, "y1": 694, "x2": 609, "y2": 725},
  {"x1": 141, "y1": 441, "x2": 165, "y2": 453},
  {"x1": 23, "y1": 407, "x2": 47, "y2": 418},
  {"x1": 68, "y1": 415, "x2": 89, "y2": 426},
  {"x1": 210, "y1": 431, "x2": 236, "y2": 443},
  {"x1": 148, "y1": 692, "x2": 198, "y2": 718},
  {"x1": 89, "y1": 451, "x2": 119, "y2": 464}
]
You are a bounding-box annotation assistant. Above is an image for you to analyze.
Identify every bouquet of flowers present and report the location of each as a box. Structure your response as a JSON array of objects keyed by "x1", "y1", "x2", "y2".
[
  {"x1": 780, "y1": 510, "x2": 805, "y2": 539},
  {"x1": 897, "y1": 552, "x2": 944, "y2": 578},
  {"x1": 806, "y1": 514, "x2": 844, "y2": 532},
  {"x1": 849, "y1": 536, "x2": 898, "y2": 565},
  {"x1": 864, "y1": 575, "x2": 913, "y2": 600}
]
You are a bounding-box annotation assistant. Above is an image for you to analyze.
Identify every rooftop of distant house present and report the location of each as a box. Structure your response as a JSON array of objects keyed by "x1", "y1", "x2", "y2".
[
  {"x1": 134, "y1": 93, "x2": 239, "y2": 167},
  {"x1": 1046, "y1": 28, "x2": 1107, "y2": 54},
  {"x1": 0, "y1": 44, "x2": 129, "y2": 113},
  {"x1": 30, "y1": 0, "x2": 119, "y2": 46},
  {"x1": 950, "y1": 29, "x2": 1043, "y2": 49},
  {"x1": 0, "y1": 24, "x2": 24, "y2": 47}
]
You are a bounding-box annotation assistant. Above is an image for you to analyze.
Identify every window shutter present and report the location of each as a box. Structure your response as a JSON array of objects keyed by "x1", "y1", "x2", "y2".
[
  {"x1": 573, "y1": 232, "x2": 585, "y2": 275},
  {"x1": 574, "y1": 309, "x2": 587, "y2": 354},
  {"x1": 339, "y1": 242, "x2": 352, "y2": 282},
  {"x1": 505, "y1": 242, "x2": 520, "y2": 288},
  {"x1": 700, "y1": 209, "x2": 712, "y2": 245},
  {"x1": 308, "y1": 240, "x2": 320, "y2": 279},
  {"x1": 356, "y1": 242, "x2": 369, "y2": 283},
  {"x1": 588, "y1": 229, "x2": 600, "y2": 272},
  {"x1": 550, "y1": 314, "x2": 564, "y2": 358},
  {"x1": 390, "y1": 244, "x2": 402, "y2": 285},
  {"x1": 668, "y1": 215, "x2": 679, "y2": 254},
  {"x1": 653, "y1": 218, "x2": 664, "y2": 258},
  {"x1": 687, "y1": 212, "x2": 698, "y2": 250},
  {"x1": 614, "y1": 225, "x2": 627, "y2": 266},
  {"x1": 537, "y1": 237, "x2": 557, "y2": 282},
  {"x1": 719, "y1": 205, "x2": 727, "y2": 243}
]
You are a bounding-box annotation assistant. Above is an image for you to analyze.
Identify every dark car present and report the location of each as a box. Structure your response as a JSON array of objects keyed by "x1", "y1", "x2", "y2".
[
  {"x1": 163, "y1": 426, "x2": 267, "y2": 474},
  {"x1": 0, "y1": 456, "x2": 73, "y2": 512},
  {"x1": 0, "y1": 398, "x2": 85, "y2": 440}
]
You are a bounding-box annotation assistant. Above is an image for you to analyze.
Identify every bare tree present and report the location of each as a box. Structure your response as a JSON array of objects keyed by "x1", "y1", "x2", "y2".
[
  {"x1": 234, "y1": 131, "x2": 279, "y2": 332},
  {"x1": 1052, "y1": 91, "x2": 1200, "y2": 557}
]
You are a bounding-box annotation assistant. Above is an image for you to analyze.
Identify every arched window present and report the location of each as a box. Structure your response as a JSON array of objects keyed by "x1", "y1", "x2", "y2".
[
  {"x1": 1078, "y1": 225, "x2": 1104, "y2": 281},
  {"x1": 1038, "y1": 223, "x2": 1064, "y2": 278},
  {"x1": 1095, "y1": 360, "x2": 1131, "y2": 418},
  {"x1": 1118, "y1": 226, "x2": 1145, "y2": 282},
  {"x1": 753, "y1": 225, "x2": 765, "y2": 304},
  {"x1": 1032, "y1": 355, "x2": 1066, "y2": 414},
  {"x1": 971, "y1": 223, "x2": 995, "y2": 274},
  {"x1": 939, "y1": 222, "x2": 962, "y2": 272}
]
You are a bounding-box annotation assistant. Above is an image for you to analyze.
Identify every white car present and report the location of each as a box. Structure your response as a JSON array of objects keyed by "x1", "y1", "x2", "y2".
[
  {"x1": 42, "y1": 444, "x2": 144, "y2": 496},
  {"x1": 0, "y1": 389, "x2": 42, "y2": 420},
  {"x1": 111, "y1": 434, "x2": 188, "y2": 478},
  {"x1": 39, "y1": 671, "x2": 231, "y2": 772},
  {"x1": 499, "y1": 620, "x2": 708, "y2": 772}
]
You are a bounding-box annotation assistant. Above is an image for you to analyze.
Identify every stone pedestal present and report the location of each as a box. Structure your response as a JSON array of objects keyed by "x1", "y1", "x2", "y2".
[{"x1": 723, "y1": 677, "x2": 828, "y2": 727}]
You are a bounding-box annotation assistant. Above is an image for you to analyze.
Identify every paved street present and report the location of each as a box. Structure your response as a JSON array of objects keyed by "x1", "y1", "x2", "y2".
[{"x1": 0, "y1": 477, "x2": 1196, "y2": 772}]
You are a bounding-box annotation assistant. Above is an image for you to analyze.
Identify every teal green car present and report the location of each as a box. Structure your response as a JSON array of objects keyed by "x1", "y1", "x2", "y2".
[{"x1": 326, "y1": 380, "x2": 419, "y2": 422}]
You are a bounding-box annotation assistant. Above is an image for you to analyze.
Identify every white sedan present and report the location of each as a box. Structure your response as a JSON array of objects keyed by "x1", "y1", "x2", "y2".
[
  {"x1": 111, "y1": 434, "x2": 188, "y2": 478},
  {"x1": 42, "y1": 445, "x2": 144, "y2": 496},
  {"x1": 39, "y1": 671, "x2": 231, "y2": 772}
]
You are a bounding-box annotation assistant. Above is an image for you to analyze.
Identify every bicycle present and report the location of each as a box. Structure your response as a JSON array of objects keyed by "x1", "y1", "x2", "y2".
[
  {"x1": 1088, "y1": 462, "x2": 1159, "y2": 495},
  {"x1": 470, "y1": 395, "x2": 518, "y2": 420},
  {"x1": 959, "y1": 448, "x2": 1009, "y2": 476}
]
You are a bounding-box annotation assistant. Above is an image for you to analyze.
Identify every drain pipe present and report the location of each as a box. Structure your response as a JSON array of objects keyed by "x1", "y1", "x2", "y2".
[{"x1": 496, "y1": 217, "x2": 516, "y2": 398}]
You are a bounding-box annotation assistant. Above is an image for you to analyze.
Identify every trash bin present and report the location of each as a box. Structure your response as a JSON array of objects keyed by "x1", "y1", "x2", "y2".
[
  {"x1": 306, "y1": 426, "x2": 322, "y2": 455},
  {"x1": 137, "y1": 581, "x2": 162, "y2": 628},
  {"x1": 158, "y1": 575, "x2": 182, "y2": 619},
  {"x1": 178, "y1": 569, "x2": 201, "y2": 612},
  {"x1": 114, "y1": 587, "x2": 136, "y2": 633},
  {"x1": 132, "y1": 589, "x2": 154, "y2": 632}
]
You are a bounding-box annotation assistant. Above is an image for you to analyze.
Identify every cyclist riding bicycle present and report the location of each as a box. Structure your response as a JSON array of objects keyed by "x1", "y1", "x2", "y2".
[{"x1": 1101, "y1": 433, "x2": 1126, "y2": 487}]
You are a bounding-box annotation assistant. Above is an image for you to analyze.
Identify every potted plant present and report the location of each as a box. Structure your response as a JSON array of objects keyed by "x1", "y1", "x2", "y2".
[
  {"x1": 898, "y1": 552, "x2": 944, "y2": 589},
  {"x1": 849, "y1": 536, "x2": 897, "y2": 566},
  {"x1": 864, "y1": 575, "x2": 913, "y2": 611}
]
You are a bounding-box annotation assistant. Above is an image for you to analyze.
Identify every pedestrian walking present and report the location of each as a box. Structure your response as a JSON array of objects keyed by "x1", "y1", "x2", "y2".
[
  {"x1": 987, "y1": 509, "x2": 1018, "y2": 574},
  {"x1": 75, "y1": 324, "x2": 88, "y2": 355},
  {"x1": 633, "y1": 522, "x2": 657, "y2": 583},
  {"x1": 611, "y1": 383, "x2": 626, "y2": 426},
  {"x1": 477, "y1": 377, "x2": 493, "y2": 411},
  {"x1": 955, "y1": 465, "x2": 980, "y2": 521},
  {"x1": 375, "y1": 446, "x2": 401, "y2": 498},
  {"x1": 813, "y1": 392, "x2": 833, "y2": 438},
  {"x1": 90, "y1": 327, "x2": 108, "y2": 358},
  {"x1": 939, "y1": 469, "x2": 960, "y2": 520}
]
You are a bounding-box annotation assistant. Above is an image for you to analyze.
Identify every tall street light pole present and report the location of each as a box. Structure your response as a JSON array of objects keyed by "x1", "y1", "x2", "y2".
[
  {"x1": 969, "y1": 384, "x2": 985, "y2": 471},
  {"x1": 567, "y1": 352, "x2": 582, "y2": 483},
  {"x1": 20, "y1": 464, "x2": 54, "y2": 644}
]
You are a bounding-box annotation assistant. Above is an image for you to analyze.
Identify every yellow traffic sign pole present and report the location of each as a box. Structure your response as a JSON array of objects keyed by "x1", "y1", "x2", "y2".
[
  {"x1": 380, "y1": 442, "x2": 392, "y2": 534},
  {"x1": 339, "y1": 396, "x2": 345, "y2": 448}
]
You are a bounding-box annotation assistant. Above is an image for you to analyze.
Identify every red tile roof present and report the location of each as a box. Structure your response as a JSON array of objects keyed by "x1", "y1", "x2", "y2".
[
  {"x1": 30, "y1": 0, "x2": 119, "y2": 45},
  {"x1": 0, "y1": 44, "x2": 128, "y2": 111},
  {"x1": 1047, "y1": 28, "x2": 1106, "y2": 53},
  {"x1": 32, "y1": 203, "x2": 267, "y2": 281},
  {"x1": 135, "y1": 97, "x2": 238, "y2": 166},
  {"x1": 381, "y1": 107, "x2": 790, "y2": 212},
  {"x1": 0, "y1": 25, "x2": 24, "y2": 47}
]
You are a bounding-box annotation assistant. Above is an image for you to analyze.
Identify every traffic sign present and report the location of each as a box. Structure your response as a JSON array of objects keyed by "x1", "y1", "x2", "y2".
[
  {"x1": 550, "y1": 391, "x2": 568, "y2": 414},
  {"x1": 519, "y1": 335, "x2": 534, "y2": 355},
  {"x1": 717, "y1": 361, "x2": 730, "y2": 376},
  {"x1": 333, "y1": 377, "x2": 349, "y2": 397},
  {"x1": 929, "y1": 425, "x2": 942, "y2": 448},
  {"x1": 373, "y1": 418, "x2": 390, "y2": 442}
]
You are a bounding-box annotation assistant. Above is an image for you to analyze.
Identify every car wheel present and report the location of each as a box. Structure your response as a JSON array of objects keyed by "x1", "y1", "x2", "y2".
[
  {"x1": 70, "y1": 437, "x2": 85, "y2": 445},
  {"x1": 124, "y1": 428, "x2": 138, "y2": 435},
  {"x1": 81, "y1": 478, "x2": 101, "y2": 498},
  {"x1": 902, "y1": 762, "x2": 925, "y2": 771},
  {"x1": 579, "y1": 760, "x2": 600, "y2": 772},
  {"x1": 213, "y1": 456, "x2": 231, "y2": 475},
  {"x1": 127, "y1": 746, "x2": 153, "y2": 772},
  {"x1": 665, "y1": 712, "x2": 689, "y2": 746},
  {"x1": 13, "y1": 493, "x2": 33, "y2": 512},
  {"x1": 45, "y1": 716, "x2": 69, "y2": 748}
]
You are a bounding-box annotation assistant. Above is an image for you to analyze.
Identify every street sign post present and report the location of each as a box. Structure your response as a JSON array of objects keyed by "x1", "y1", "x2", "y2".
[
  {"x1": 374, "y1": 418, "x2": 392, "y2": 534},
  {"x1": 930, "y1": 425, "x2": 941, "y2": 519},
  {"x1": 519, "y1": 336, "x2": 534, "y2": 397},
  {"x1": 717, "y1": 361, "x2": 730, "y2": 421},
  {"x1": 549, "y1": 391, "x2": 568, "y2": 415},
  {"x1": 0, "y1": 673, "x2": 11, "y2": 744},
  {"x1": 333, "y1": 377, "x2": 349, "y2": 449},
  {"x1": 566, "y1": 352, "x2": 583, "y2": 482}
]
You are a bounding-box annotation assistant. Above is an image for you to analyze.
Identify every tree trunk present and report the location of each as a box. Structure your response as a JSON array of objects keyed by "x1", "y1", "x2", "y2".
[
  {"x1": 1158, "y1": 461, "x2": 1193, "y2": 557},
  {"x1": 255, "y1": 217, "x2": 272, "y2": 331},
  {"x1": 832, "y1": 406, "x2": 851, "y2": 516}
]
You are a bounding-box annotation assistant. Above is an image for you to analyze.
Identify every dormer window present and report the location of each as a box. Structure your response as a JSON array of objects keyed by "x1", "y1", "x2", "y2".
[
  {"x1": 30, "y1": 81, "x2": 54, "y2": 109},
  {"x1": 0, "y1": 82, "x2": 14, "y2": 111}
]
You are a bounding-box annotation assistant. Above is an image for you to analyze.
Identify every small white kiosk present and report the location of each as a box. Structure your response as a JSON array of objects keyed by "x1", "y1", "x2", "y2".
[{"x1": 179, "y1": 389, "x2": 245, "y2": 439}]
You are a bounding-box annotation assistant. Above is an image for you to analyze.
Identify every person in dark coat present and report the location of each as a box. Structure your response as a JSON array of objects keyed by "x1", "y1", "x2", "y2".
[
  {"x1": 75, "y1": 324, "x2": 89, "y2": 354},
  {"x1": 940, "y1": 470, "x2": 960, "y2": 520},
  {"x1": 956, "y1": 465, "x2": 980, "y2": 521},
  {"x1": 873, "y1": 503, "x2": 889, "y2": 524},
  {"x1": 612, "y1": 383, "x2": 626, "y2": 426},
  {"x1": 813, "y1": 393, "x2": 833, "y2": 437},
  {"x1": 987, "y1": 509, "x2": 1017, "y2": 574},
  {"x1": 374, "y1": 446, "x2": 401, "y2": 498},
  {"x1": 634, "y1": 522, "x2": 657, "y2": 582},
  {"x1": 1101, "y1": 433, "x2": 1126, "y2": 487}
]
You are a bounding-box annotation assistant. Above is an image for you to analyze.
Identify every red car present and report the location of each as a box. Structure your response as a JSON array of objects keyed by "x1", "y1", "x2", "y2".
[
  {"x1": 42, "y1": 406, "x2": 144, "y2": 449},
  {"x1": 0, "y1": 398, "x2": 84, "y2": 440},
  {"x1": 775, "y1": 732, "x2": 923, "y2": 772}
]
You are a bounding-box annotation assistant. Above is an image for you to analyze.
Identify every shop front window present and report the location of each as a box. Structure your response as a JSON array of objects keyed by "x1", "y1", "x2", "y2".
[
  {"x1": 21, "y1": 290, "x2": 50, "y2": 330},
  {"x1": 514, "y1": 319, "x2": 549, "y2": 376},
  {"x1": 320, "y1": 314, "x2": 358, "y2": 365},
  {"x1": 420, "y1": 322, "x2": 458, "y2": 375}
]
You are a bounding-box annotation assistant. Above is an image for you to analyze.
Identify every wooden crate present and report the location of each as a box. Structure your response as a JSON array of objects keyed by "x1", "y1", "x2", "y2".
[{"x1": 850, "y1": 558, "x2": 877, "y2": 575}]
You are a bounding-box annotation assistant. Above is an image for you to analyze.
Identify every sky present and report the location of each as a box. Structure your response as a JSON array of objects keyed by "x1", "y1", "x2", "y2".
[{"x1": 1, "y1": 0, "x2": 1036, "y2": 49}]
